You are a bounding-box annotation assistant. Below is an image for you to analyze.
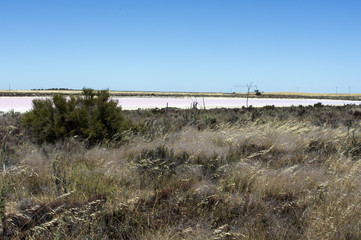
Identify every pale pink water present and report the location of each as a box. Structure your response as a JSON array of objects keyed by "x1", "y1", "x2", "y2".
[{"x1": 0, "y1": 96, "x2": 360, "y2": 113}]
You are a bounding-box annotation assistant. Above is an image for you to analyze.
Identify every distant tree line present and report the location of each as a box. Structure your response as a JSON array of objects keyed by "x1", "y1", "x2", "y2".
[{"x1": 31, "y1": 88, "x2": 72, "y2": 91}]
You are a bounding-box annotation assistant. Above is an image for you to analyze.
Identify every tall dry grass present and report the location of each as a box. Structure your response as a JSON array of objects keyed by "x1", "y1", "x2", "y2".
[{"x1": 0, "y1": 104, "x2": 360, "y2": 239}]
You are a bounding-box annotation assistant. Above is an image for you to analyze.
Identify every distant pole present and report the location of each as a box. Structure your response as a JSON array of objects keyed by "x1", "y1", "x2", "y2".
[
  {"x1": 246, "y1": 82, "x2": 253, "y2": 108},
  {"x1": 336, "y1": 87, "x2": 338, "y2": 96},
  {"x1": 8, "y1": 84, "x2": 10, "y2": 92},
  {"x1": 349, "y1": 86, "x2": 351, "y2": 94}
]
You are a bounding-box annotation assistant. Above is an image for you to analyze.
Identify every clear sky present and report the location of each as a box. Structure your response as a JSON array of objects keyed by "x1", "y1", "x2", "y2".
[{"x1": 1, "y1": 0, "x2": 360, "y2": 93}]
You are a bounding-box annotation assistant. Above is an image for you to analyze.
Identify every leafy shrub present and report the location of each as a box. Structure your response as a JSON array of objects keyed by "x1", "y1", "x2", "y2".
[{"x1": 23, "y1": 88, "x2": 134, "y2": 145}]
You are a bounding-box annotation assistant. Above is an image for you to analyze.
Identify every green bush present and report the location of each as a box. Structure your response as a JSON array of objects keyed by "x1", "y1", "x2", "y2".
[{"x1": 23, "y1": 88, "x2": 133, "y2": 145}]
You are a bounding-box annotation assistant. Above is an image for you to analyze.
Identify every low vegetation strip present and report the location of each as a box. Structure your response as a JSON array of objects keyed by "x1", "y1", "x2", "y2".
[
  {"x1": 1, "y1": 89, "x2": 361, "y2": 100},
  {"x1": 0, "y1": 90, "x2": 361, "y2": 239}
]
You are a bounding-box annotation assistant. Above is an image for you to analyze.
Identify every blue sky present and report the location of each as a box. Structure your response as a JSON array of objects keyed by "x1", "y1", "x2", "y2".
[{"x1": 1, "y1": 0, "x2": 360, "y2": 93}]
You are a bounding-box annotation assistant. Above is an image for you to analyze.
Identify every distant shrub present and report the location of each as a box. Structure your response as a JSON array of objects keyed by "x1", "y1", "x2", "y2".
[
  {"x1": 23, "y1": 88, "x2": 133, "y2": 145},
  {"x1": 314, "y1": 102, "x2": 323, "y2": 107}
]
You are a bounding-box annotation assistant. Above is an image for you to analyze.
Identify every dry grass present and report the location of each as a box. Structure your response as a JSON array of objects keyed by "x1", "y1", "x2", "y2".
[
  {"x1": 1, "y1": 89, "x2": 361, "y2": 99},
  {"x1": 0, "y1": 89, "x2": 225, "y2": 97},
  {"x1": 266, "y1": 91, "x2": 361, "y2": 97},
  {"x1": 1, "y1": 105, "x2": 361, "y2": 239}
]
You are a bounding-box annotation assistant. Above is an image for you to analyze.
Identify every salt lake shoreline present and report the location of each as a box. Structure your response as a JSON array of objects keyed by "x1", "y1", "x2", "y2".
[{"x1": 1, "y1": 95, "x2": 361, "y2": 113}]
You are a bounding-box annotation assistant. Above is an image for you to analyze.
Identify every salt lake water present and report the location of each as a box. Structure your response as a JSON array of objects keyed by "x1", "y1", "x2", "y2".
[{"x1": 0, "y1": 96, "x2": 361, "y2": 113}]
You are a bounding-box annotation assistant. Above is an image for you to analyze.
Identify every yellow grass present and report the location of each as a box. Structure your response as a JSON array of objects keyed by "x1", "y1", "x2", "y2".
[
  {"x1": 267, "y1": 91, "x2": 361, "y2": 97},
  {"x1": 0, "y1": 90, "x2": 361, "y2": 99},
  {"x1": 0, "y1": 89, "x2": 82, "y2": 95},
  {"x1": 0, "y1": 89, "x2": 225, "y2": 97}
]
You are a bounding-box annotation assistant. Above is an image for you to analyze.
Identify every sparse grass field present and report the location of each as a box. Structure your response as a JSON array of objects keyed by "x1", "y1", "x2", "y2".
[
  {"x1": 1, "y1": 89, "x2": 361, "y2": 100},
  {"x1": 1, "y1": 102, "x2": 361, "y2": 239},
  {"x1": 0, "y1": 89, "x2": 225, "y2": 97},
  {"x1": 265, "y1": 92, "x2": 361, "y2": 100}
]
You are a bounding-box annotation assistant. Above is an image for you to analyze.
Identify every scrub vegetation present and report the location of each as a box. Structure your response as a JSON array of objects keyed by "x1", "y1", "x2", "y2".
[
  {"x1": 1, "y1": 90, "x2": 361, "y2": 239},
  {"x1": 22, "y1": 88, "x2": 137, "y2": 145},
  {"x1": 1, "y1": 89, "x2": 361, "y2": 100}
]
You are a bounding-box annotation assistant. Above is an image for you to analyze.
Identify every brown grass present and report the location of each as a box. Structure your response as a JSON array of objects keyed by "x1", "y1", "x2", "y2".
[
  {"x1": 266, "y1": 91, "x2": 361, "y2": 97},
  {"x1": 1, "y1": 89, "x2": 360, "y2": 99},
  {"x1": 1, "y1": 104, "x2": 361, "y2": 239}
]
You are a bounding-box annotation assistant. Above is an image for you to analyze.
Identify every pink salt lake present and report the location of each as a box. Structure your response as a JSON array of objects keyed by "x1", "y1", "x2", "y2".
[{"x1": 0, "y1": 96, "x2": 360, "y2": 113}]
